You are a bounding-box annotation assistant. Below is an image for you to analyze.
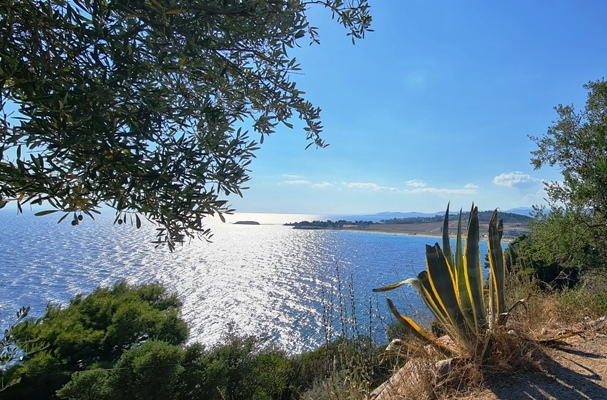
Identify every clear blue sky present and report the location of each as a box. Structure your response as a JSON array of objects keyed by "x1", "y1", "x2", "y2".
[{"x1": 229, "y1": 0, "x2": 607, "y2": 215}]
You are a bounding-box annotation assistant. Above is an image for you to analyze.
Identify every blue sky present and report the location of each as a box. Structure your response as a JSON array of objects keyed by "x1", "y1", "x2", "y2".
[{"x1": 229, "y1": 0, "x2": 607, "y2": 215}]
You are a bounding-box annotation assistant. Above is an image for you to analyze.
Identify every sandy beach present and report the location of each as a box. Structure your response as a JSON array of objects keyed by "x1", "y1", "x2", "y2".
[{"x1": 336, "y1": 221, "x2": 529, "y2": 241}]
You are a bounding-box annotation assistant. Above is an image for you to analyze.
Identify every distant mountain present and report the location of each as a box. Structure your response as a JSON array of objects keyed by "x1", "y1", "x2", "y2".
[
  {"x1": 505, "y1": 207, "x2": 535, "y2": 217},
  {"x1": 381, "y1": 210, "x2": 532, "y2": 225},
  {"x1": 326, "y1": 211, "x2": 442, "y2": 223},
  {"x1": 325, "y1": 208, "x2": 537, "y2": 224}
]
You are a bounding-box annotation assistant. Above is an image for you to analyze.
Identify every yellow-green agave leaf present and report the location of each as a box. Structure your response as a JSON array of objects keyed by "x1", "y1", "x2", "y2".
[
  {"x1": 375, "y1": 203, "x2": 510, "y2": 360},
  {"x1": 462, "y1": 205, "x2": 486, "y2": 333},
  {"x1": 372, "y1": 280, "x2": 409, "y2": 293},
  {"x1": 386, "y1": 299, "x2": 455, "y2": 356},
  {"x1": 488, "y1": 209, "x2": 506, "y2": 319}
]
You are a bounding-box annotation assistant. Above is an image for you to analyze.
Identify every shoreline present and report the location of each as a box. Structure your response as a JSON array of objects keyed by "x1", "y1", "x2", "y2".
[{"x1": 291, "y1": 222, "x2": 527, "y2": 242}]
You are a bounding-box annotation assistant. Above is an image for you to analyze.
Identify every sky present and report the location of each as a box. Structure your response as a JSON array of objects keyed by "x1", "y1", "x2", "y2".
[{"x1": 228, "y1": 0, "x2": 607, "y2": 215}]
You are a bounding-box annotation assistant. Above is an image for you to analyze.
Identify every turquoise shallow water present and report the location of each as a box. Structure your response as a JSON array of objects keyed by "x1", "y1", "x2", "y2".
[{"x1": 0, "y1": 210, "x2": 489, "y2": 353}]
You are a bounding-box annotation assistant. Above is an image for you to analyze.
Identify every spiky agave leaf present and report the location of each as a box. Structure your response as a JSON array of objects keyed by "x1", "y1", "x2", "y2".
[
  {"x1": 375, "y1": 204, "x2": 511, "y2": 360},
  {"x1": 425, "y1": 243, "x2": 467, "y2": 333},
  {"x1": 372, "y1": 280, "x2": 409, "y2": 293},
  {"x1": 462, "y1": 205, "x2": 486, "y2": 334},
  {"x1": 413, "y1": 272, "x2": 474, "y2": 353},
  {"x1": 487, "y1": 209, "x2": 506, "y2": 321},
  {"x1": 386, "y1": 299, "x2": 455, "y2": 356},
  {"x1": 452, "y1": 208, "x2": 477, "y2": 335},
  {"x1": 442, "y1": 202, "x2": 454, "y2": 269}
]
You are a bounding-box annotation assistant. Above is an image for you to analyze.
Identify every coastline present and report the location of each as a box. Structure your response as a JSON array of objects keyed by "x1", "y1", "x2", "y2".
[{"x1": 292, "y1": 222, "x2": 528, "y2": 242}]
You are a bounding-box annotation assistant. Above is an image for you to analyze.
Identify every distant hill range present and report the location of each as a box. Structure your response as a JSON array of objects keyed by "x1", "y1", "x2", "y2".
[
  {"x1": 380, "y1": 210, "x2": 532, "y2": 225},
  {"x1": 327, "y1": 208, "x2": 534, "y2": 224}
]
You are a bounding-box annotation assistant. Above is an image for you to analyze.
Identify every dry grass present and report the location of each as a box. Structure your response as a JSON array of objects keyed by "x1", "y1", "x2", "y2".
[
  {"x1": 328, "y1": 268, "x2": 607, "y2": 399},
  {"x1": 371, "y1": 274, "x2": 601, "y2": 400}
]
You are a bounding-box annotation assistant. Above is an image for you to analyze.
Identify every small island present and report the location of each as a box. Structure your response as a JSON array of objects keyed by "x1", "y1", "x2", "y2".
[{"x1": 233, "y1": 220, "x2": 260, "y2": 225}]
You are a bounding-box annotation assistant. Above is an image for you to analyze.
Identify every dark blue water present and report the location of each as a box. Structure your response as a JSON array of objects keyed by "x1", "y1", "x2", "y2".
[{"x1": 0, "y1": 210, "x2": 489, "y2": 353}]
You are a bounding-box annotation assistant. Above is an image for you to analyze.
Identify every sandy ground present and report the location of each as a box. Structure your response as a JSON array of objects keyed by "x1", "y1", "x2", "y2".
[
  {"x1": 341, "y1": 222, "x2": 530, "y2": 241},
  {"x1": 371, "y1": 332, "x2": 607, "y2": 400},
  {"x1": 474, "y1": 333, "x2": 607, "y2": 400}
]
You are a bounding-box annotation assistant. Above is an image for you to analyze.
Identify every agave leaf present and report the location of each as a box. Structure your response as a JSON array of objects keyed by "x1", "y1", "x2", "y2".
[
  {"x1": 442, "y1": 202, "x2": 454, "y2": 268},
  {"x1": 479, "y1": 332, "x2": 494, "y2": 363},
  {"x1": 488, "y1": 209, "x2": 506, "y2": 318},
  {"x1": 409, "y1": 274, "x2": 453, "y2": 332},
  {"x1": 386, "y1": 299, "x2": 455, "y2": 356},
  {"x1": 537, "y1": 331, "x2": 583, "y2": 346},
  {"x1": 376, "y1": 203, "x2": 510, "y2": 360},
  {"x1": 497, "y1": 298, "x2": 527, "y2": 325},
  {"x1": 372, "y1": 280, "x2": 409, "y2": 293},
  {"x1": 454, "y1": 208, "x2": 476, "y2": 334},
  {"x1": 455, "y1": 209, "x2": 464, "y2": 276},
  {"x1": 415, "y1": 273, "x2": 470, "y2": 351},
  {"x1": 462, "y1": 205, "x2": 486, "y2": 333},
  {"x1": 425, "y1": 244, "x2": 467, "y2": 334},
  {"x1": 386, "y1": 299, "x2": 434, "y2": 343}
]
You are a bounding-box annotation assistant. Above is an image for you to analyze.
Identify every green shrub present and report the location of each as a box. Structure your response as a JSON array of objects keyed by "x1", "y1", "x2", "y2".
[
  {"x1": 555, "y1": 269, "x2": 607, "y2": 320},
  {"x1": 3, "y1": 281, "x2": 390, "y2": 400},
  {"x1": 2, "y1": 281, "x2": 188, "y2": 399}
]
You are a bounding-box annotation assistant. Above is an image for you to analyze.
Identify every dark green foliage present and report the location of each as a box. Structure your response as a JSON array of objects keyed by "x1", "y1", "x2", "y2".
[
  {"x1": 527, "y1": 79, "x2": 607, "y2": 276},
  {"x1": 1, "y1": 282, "x2": 188, "y2": 399},
  {"x1": 0, "y1": 0, "x2": 372, "y2": 249},
  {"x1": 556, "y1": 269, "x2": 607, "y2": 318},
  {"x1": 56, "y1": 341, "x2": 194, "y2": 400},
  {"x1": 55, "y1": 369, "x2": 111, "y2": 400},
  {"x1": 0, "y1": 305, "x2": 47, "y2": 390},
  {"x1": 201, "y1": 329, "x2": 294, "y2": 400},
  {"x1": 3, "y1": 282, "x2": 391, "y2": 399},
  {"x1": 56, "y1": 331, "x2": 297, "y2": 400},
  {"x1": 505, "y1": 209, "x2": 598, "y2": 289},
  {"x1": 287, "y1": 219, "x2": 373, "y2": 229}
]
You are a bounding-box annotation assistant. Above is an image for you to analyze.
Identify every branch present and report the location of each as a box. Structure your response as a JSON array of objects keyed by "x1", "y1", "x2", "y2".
[{"x1": 178, "y1": 3, "x2": 258, "y2": 16}]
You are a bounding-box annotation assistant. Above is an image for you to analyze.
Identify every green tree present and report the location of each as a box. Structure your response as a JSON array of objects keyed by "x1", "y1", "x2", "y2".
[
  {"x1": 0, "y1": 0, "x2": 372, "y2": 249},
  {"x1": 1, "y1": 282, "x2": 188, "y2": 399},
  {"x1": 529, "y1": 79, "x2": 607, "y2": 272},
  {"x1": 82, "y1": 340, "x2": 185, "y2": 400},
  {"x1": 0, "y1": 306, "x2": 46, "y2": 391}
]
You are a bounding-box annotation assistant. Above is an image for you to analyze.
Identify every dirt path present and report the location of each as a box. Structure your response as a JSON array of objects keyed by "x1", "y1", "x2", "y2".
[{"x1": 476, "y1": 334, "x2": 607, "y2": 400}]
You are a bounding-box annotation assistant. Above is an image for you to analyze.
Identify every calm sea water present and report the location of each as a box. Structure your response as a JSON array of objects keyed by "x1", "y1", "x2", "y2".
[{"x1": 0, "y1": 210, "x2": 489, "y2": 353}]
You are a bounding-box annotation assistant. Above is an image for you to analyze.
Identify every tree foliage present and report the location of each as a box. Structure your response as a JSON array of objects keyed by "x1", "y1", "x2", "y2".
[
  {"x1": 0, "y1": 0, "x2": 372, "y2": 249},
  {"x1": 504, "y1": 215, "x2": 584, "y2": 289},
  {"x1": 528, "y1": 79, "x2": 607, "y2": 273},
  {"x1": 1, "y1": 282, "x2": 188, "y2": 399},
  {"x1": 531, "y1": 79, "x2": 607, "y2": 215},
  {"x1": 0, "y1": 306, "x2": 47, "y2": 391}
]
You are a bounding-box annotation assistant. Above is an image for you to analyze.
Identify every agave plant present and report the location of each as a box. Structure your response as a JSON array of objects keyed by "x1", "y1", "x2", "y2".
[{"x1": 373, "y1": 204, "x2": 508, "y2": 361}]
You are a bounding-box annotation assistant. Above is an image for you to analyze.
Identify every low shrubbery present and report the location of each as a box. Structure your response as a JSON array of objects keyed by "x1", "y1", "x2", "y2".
[{"x1": 1, "y1": 281, "x2": 392, "y2": 400}]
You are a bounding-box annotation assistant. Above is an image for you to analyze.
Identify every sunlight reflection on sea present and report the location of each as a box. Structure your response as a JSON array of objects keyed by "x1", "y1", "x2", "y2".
[{"x1": 0, "y1": 210, "x2": 488, "y2": 353}]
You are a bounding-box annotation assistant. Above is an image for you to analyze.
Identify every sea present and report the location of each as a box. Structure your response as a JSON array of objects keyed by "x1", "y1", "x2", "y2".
[{"x1": 0, "y1": 209, "x2": 489, "y2": 354}]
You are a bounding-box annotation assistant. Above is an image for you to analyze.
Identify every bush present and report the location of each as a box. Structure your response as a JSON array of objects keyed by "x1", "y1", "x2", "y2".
[
  {"x1": 2, "y1": 281, "x2": 188, "y2": 399},
  {"x1": 555, "y1": 269, "x2": 607, "y2": 321},
  {"x1": 3, "y1": 281, "x2": 391, "y2": 400}
]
